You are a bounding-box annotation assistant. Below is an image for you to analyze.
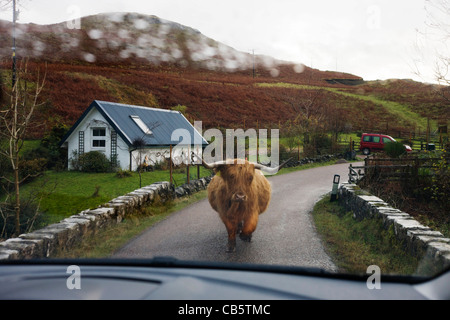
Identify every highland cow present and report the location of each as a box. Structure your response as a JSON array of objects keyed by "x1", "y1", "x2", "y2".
[{"x1": 203, "y1": 158, "x2": 289, "y2": 252}]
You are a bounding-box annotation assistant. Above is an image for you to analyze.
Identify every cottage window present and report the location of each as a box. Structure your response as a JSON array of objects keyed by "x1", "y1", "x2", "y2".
[{"x1": 92, "y1": 128, "x2": 106, "y2": 148}]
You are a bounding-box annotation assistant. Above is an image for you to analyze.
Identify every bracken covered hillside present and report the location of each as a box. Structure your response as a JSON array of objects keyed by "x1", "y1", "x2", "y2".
[{"x1": 0, "y1": 13, "x2": 448, "y2": 138}]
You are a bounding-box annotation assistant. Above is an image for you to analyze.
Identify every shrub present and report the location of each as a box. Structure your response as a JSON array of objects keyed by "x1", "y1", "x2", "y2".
[
  {"x1": 384, "y1": 142, "x2": 406, "y2": 158},
  {"x1": 115, "y1": 169, "x2": 133, "y2": 178},
  {"x1": 19, "y1": 158, "x2": 48, "y2": 182},
  {"x1": 302, "y1": 134, "x2": 333, "y2": 157},
  {"x1": 78, "y1": 151, "x2": 112, "y2": 173},
  {"x1": 171, "y1": 104, "x2": 187, "y2": 114},
  {"x1": 315, "y1": 134, "x2": 333, "y2": 150},
  {"x1": 20, "y1": 125, "x2": 69, "y2": 171},
  {"x1": 424, "y1": 152, "x2": 450, "y2": 208}
]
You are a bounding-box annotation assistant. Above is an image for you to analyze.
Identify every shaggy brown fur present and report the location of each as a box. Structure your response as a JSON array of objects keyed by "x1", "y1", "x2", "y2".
[{"x1": 207, "y1": 159, "x2": 271, "y2": 252}]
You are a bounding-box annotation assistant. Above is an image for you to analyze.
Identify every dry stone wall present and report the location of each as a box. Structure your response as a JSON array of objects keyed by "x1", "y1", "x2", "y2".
[
  {"x1": 339, "y1": 183, "x2": 450, "y2": 272},
  {"x1": 0, "y1": 178, "x2": 211, "y2": 260}
]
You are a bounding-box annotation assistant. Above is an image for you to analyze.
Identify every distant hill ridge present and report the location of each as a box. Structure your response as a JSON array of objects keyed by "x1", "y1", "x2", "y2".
[
  {"x1": 0, "y1": 12, "x2": 361, "y2": 81},
  {"x1": 1, "y1": 13, "x2": 447, "y2": 139}
]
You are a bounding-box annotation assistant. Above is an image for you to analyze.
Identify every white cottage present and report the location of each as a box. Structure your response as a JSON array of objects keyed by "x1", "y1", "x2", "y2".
[{"x1": 60, "y1": 100, "x2": 207, "y2": 171}]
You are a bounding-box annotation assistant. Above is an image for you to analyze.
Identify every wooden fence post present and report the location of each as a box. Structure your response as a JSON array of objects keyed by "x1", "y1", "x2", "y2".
[
  {"x1": 169, "y1": 144, "x2": 173, "y2": 185},
  {"x1": 187, "y1": 146, "x2": 190, "y2": 184},
  {"x1": 197, "y1": 146, "x2": 200, "y2": 180}
]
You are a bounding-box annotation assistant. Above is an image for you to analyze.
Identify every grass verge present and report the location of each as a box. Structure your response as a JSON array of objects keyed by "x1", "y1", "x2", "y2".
[
  {"x1": 51, "y1": 190, "x2": 208, "y2": 258},
  {"x1": 311, "y1": 194, "x2": 420, "y2": 275}
]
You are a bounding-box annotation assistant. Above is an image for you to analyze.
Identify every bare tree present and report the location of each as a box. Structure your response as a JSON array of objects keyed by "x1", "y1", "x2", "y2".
[
  {"x1": 414, "y1": 0, "x2": 450, "y2": 102},
  {"x1": 0, "y1": 61, "x2": 46, "y2": 236},
  {"x1": 286, "y1": 88, "x2": 326, "y2": 139},
  {"x1": 424, "y1": 0, "x2": 450, "y2": 85}
]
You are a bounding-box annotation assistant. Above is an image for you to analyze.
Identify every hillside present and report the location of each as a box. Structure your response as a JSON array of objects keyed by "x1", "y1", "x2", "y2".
[{"x1": 0, "y1": 13, "x2": 448, "y2": 138}]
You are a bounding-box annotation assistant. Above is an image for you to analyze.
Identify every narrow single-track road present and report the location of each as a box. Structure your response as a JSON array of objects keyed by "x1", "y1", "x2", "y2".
[{"x1": 113, "y1": 162, "x2": 358, "y2": 272}]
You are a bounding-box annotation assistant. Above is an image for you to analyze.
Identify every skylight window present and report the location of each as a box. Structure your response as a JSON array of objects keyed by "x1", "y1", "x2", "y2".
[{"x1": 130, "y1": 115, "x2": 152, "y2": 135}]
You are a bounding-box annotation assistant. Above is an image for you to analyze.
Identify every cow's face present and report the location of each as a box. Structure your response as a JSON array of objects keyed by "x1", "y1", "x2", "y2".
[
  {"x1": 216, "y1": 161, "x2": 255, "y2": 203},
  {"x1": 204, "y1": 157, "x2": 290, "y2": 204}
]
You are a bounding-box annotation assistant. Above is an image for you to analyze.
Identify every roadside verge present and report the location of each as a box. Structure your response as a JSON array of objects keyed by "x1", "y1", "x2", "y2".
[{"x1": 338, "y1": 183, "x2": 450, "y2": 275}]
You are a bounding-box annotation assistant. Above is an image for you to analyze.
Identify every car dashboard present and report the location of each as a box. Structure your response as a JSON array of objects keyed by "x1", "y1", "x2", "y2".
[{"x1": 0, "y1": 258, "x2": 449, "y2": 300}]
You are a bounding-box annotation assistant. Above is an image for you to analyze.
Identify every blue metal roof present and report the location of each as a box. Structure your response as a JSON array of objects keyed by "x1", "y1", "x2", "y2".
[{"x1": 61, "y1": 100, "x2": 208, "y2": 147}]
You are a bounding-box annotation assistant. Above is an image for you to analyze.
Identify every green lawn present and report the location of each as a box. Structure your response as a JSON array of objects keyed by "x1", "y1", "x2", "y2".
[{"x1": 20, "y1": 167, "x2": 211, "y2": 224}]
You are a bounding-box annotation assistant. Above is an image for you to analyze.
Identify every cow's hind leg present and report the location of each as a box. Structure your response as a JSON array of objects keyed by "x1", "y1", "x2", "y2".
[{"x1": 239, "y1": 213, "x2": 258, "y2": 242}]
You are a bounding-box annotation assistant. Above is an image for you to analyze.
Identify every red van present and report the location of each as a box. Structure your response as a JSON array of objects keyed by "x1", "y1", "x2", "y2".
[{"x1": 359, "y1": 133, "x2": 412, "y2": 155}]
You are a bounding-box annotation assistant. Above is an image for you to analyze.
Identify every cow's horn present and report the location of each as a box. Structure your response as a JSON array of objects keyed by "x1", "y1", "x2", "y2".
[
  {"x1": 202, "y1": 159, "x2": 223, "y2": 169},
  {"x1": 201, "y1": 158, "x2": 237, "y2": 169},
  {"x1": 252, "y1": 158, "x2": 292, "y2": 174}
]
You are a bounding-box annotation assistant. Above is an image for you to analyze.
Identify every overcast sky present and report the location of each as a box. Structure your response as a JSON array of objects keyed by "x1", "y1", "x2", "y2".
[{"x1": 0, "y1": 0, "x2": 445, "y2": 83}]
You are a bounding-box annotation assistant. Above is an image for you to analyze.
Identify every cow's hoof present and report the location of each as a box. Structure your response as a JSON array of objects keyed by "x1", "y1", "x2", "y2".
[
  {"x1": 226, "y1": 238, "x2": 236, "y2": 253},
  {"x1": 226, "y1": 245, "x2": 236, "y2": 253},
  {"x1": 239, "y1": 233, "x2": 252, "y2": 242}
]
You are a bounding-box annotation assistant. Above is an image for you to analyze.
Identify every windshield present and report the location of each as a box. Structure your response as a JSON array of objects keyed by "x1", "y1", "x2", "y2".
[{"x1": 0, "y1": 0, "x2": 449, "y2": 284}]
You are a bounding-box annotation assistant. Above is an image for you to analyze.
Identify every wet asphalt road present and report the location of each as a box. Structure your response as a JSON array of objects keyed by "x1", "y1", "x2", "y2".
[{"x1": 113, "y1": 162, "x2": 359, "y2": 272}]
